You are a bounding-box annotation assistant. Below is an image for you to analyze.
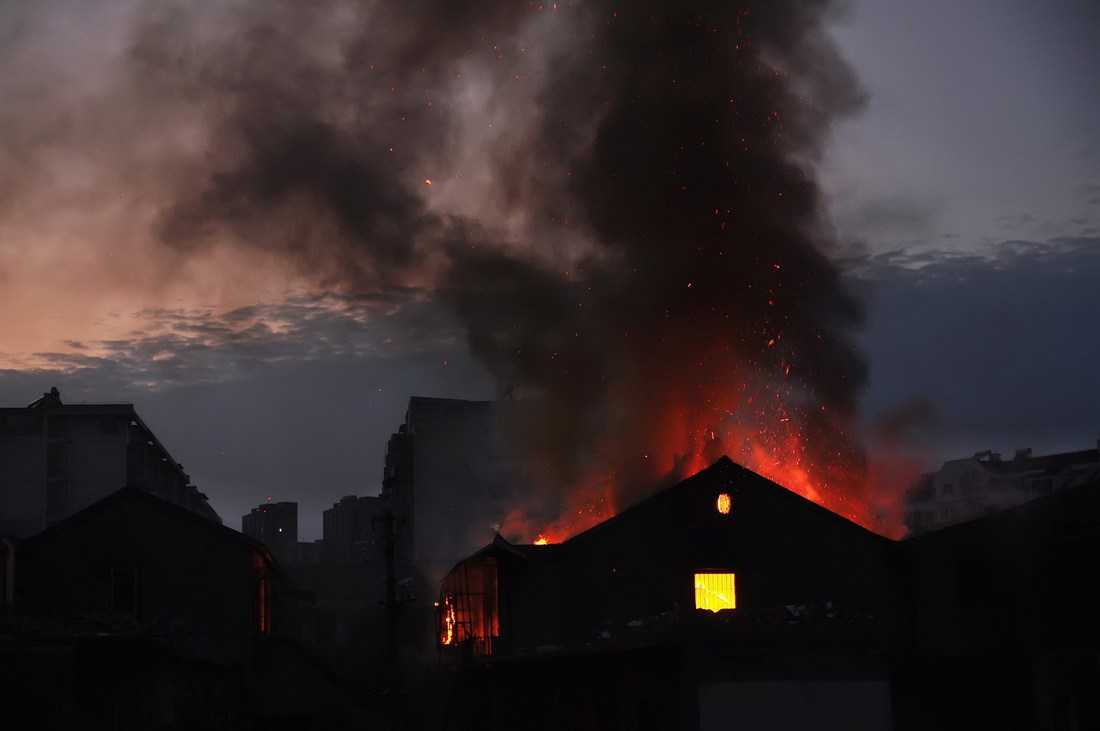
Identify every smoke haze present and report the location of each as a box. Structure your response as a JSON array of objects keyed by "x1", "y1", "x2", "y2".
[{"x1": 7, "y1": 0, "x2": 881, "y2": 529}]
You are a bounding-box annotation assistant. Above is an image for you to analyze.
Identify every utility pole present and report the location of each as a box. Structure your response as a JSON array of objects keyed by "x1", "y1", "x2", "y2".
[{"x1": 373, "y1": 507, "x2": 407, "y2": 685}]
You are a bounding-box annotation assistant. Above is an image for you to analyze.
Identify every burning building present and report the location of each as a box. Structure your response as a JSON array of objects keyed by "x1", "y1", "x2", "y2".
[
  {"x1": 436, "y1": 457, "x2": 899, "y2": 729},
  {"x1": 436, "y1": 457, "x2": 1100, "y2": 729}
]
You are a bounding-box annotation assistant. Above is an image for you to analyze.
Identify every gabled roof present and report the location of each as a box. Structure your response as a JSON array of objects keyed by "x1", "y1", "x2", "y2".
[
  {"x1": 22, "y1": 486, "x2": 261, "y2": 553},
  {"x1": 447, "y1": 457, "x2": 892, "y2": 580},
  {"x1": 441, "y1": 533, "x2": 565, "y2": 578},
  {"x1": 564, "y1": 456, "x2": 892, "y2": 547}
]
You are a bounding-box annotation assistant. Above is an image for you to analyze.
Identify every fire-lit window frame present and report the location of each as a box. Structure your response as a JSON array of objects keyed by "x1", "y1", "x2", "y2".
[
  {"x1": 694, "y1": 571, "x2": 736, "y2": 612},
  {"x1": 716, "y1": 492, "x2": 731, "y2": 514},
  {"x1": 436, "y1": 556, "x2": 500, "y2": 657}
]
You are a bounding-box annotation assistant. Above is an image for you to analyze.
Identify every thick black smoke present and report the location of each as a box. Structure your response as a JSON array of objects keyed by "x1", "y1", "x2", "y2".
[{"x1": 147, "y1": 0, "x2": 870, "y2": 510}]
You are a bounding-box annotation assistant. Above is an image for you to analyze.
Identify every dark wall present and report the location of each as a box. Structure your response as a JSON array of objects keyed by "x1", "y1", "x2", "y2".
[
  {"x1": 904, "y1": 486, "x2": 1100, "y2": 656},
  {"x1": 0, "y1": 412, "x2": 47, "y2": 536},
  {"x1": 897, "y1": 484, "x2": 1100, "y2": 729},
  {"x1": 451, "y1": 647, "x2": 689, "y2": 731},
  {"x1": 0, "y1": 641, "x2": 249, "y2": 731},
  {"x1": 501, "y1": 463, "x2": 898, "y2": 652}
]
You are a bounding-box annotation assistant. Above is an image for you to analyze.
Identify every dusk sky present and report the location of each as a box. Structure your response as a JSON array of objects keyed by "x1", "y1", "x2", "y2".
[{"x1": 1, "y1": 0, "x2": 1096, "y2": 540}]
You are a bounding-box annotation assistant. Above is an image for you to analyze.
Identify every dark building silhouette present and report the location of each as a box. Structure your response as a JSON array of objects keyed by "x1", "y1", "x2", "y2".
[
  {"x1": 259, "y1": 495, "x2": 393, "y2": 685},
  {"x1": 897, "y1": 482, "x2": 1100, "y2": 729},
  {"x1": 242, "y1": 500, "x2": 298, "y2": 563},
  {"x1": 279, "y1": 559, "x2": 391, "y2": 686},
  {"x1": 383, "y1": 396, "x2": 527, "y2": 578},
  {"x1": 322, "y1": 494, "x2": 382, "y2": 564},
  {"x1": 17, "y1": 486, "x2": 283, "y2": 660},
  {"x1": 0, "y1": 536, "x2": 13, "y2": 605},
  {"x1": 295, "y1": 538, "x2": 324, "y2": 564},
  {"x1": 5, "y1": 487, "x2": 384, "y2": 729},
  {"x1": 436, "y1": 457, "x2": 1100, "y2": 729},
  {"x1": 0, "y1": 388, "x2": 219, "y2": 537},
  {"x1": 437, "y1": 458, "x2": 898, "y2": 729}
]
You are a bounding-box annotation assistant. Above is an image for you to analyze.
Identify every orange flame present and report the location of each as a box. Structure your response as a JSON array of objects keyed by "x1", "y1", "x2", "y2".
[{"x1": 501, "y1": 365, "x2": 916, "y2": 543}]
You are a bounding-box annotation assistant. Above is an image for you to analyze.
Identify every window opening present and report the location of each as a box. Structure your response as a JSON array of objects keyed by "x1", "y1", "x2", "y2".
[
  {"x1": 437, "y1": 556, "x2": 500, "y2": 657},
  {"x1": 694, "y1": 572, "x2": 736, "y2": 611}
]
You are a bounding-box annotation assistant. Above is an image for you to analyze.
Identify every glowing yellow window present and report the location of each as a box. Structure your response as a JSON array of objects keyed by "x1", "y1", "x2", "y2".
[{"x1": 694, "y1": 572, "x2": 736, "y2": 611}]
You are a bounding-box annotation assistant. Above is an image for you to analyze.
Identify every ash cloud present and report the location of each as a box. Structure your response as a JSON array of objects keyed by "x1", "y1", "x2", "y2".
[{"x1": 138, "y1": 1, "x2": 871, "y2": 511}]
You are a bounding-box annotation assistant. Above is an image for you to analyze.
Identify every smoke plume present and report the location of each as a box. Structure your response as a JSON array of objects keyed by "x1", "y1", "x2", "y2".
[{"x1": 142, "y1": 1, "x2": 877, "y2": 529}]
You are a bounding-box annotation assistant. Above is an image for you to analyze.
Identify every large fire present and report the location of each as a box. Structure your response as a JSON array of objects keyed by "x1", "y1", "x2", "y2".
[{"x1": 500, "y1": 373, "x2": 916, "y2": 544}]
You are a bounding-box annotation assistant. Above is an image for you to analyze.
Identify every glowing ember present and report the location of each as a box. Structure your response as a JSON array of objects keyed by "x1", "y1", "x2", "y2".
[{"x1": 716, "y1": 492, "x2": 731, "y2": 514}]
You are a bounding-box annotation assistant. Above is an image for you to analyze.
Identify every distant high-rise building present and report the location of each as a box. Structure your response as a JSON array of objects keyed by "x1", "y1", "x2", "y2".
[
  {"x1": 242, "y1": 501, "x2": 298, "y2": 561},
  {"x1": 294, "y1": 539, "x2": 325, "y2": 564},
  {"x1": 382, "y1": 396, "x2": 527, "y2": 577},
  {"x1": 322, "y1": 495, "x2": 382, "y2": 564},
  {"x1": 0, "y1": 388, "x2": 220, "y2": 537}
]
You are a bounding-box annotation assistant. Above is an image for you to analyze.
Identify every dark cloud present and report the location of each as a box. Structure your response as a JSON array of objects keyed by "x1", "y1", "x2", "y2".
[
  {"x1": 1085, "y1": 183, "x2": 1100, "y2": 207},
  {"x1": 868, "y1": 397, "x2": 939, "y2": 447},
  {"x1": 120, "y1": 0, "x2": 877, "y2": 517},
  {"x1": 843, "y1": 197, "x2": 938, "y2": 235},
  {"x1": 3, "y1": 0, "x2": 1096, "y2": 540},
  {"x1": 995, "y1": 213, "x2": 1036, "y2": 231},
  {"x1": 0, "y1": 0, "x2": 878, "y2": 526},
  {"x1": 858, "y1": 235, "x2": 1100, "y2": 459},
  {"x1": 8, "y1": 292, "x2": 462, "y2": 390}
]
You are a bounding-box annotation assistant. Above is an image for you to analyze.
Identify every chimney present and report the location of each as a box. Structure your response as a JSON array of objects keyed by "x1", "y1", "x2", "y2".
[{"x1": 1013, "y1": 448, "x2": 1032, "y2": 462}]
